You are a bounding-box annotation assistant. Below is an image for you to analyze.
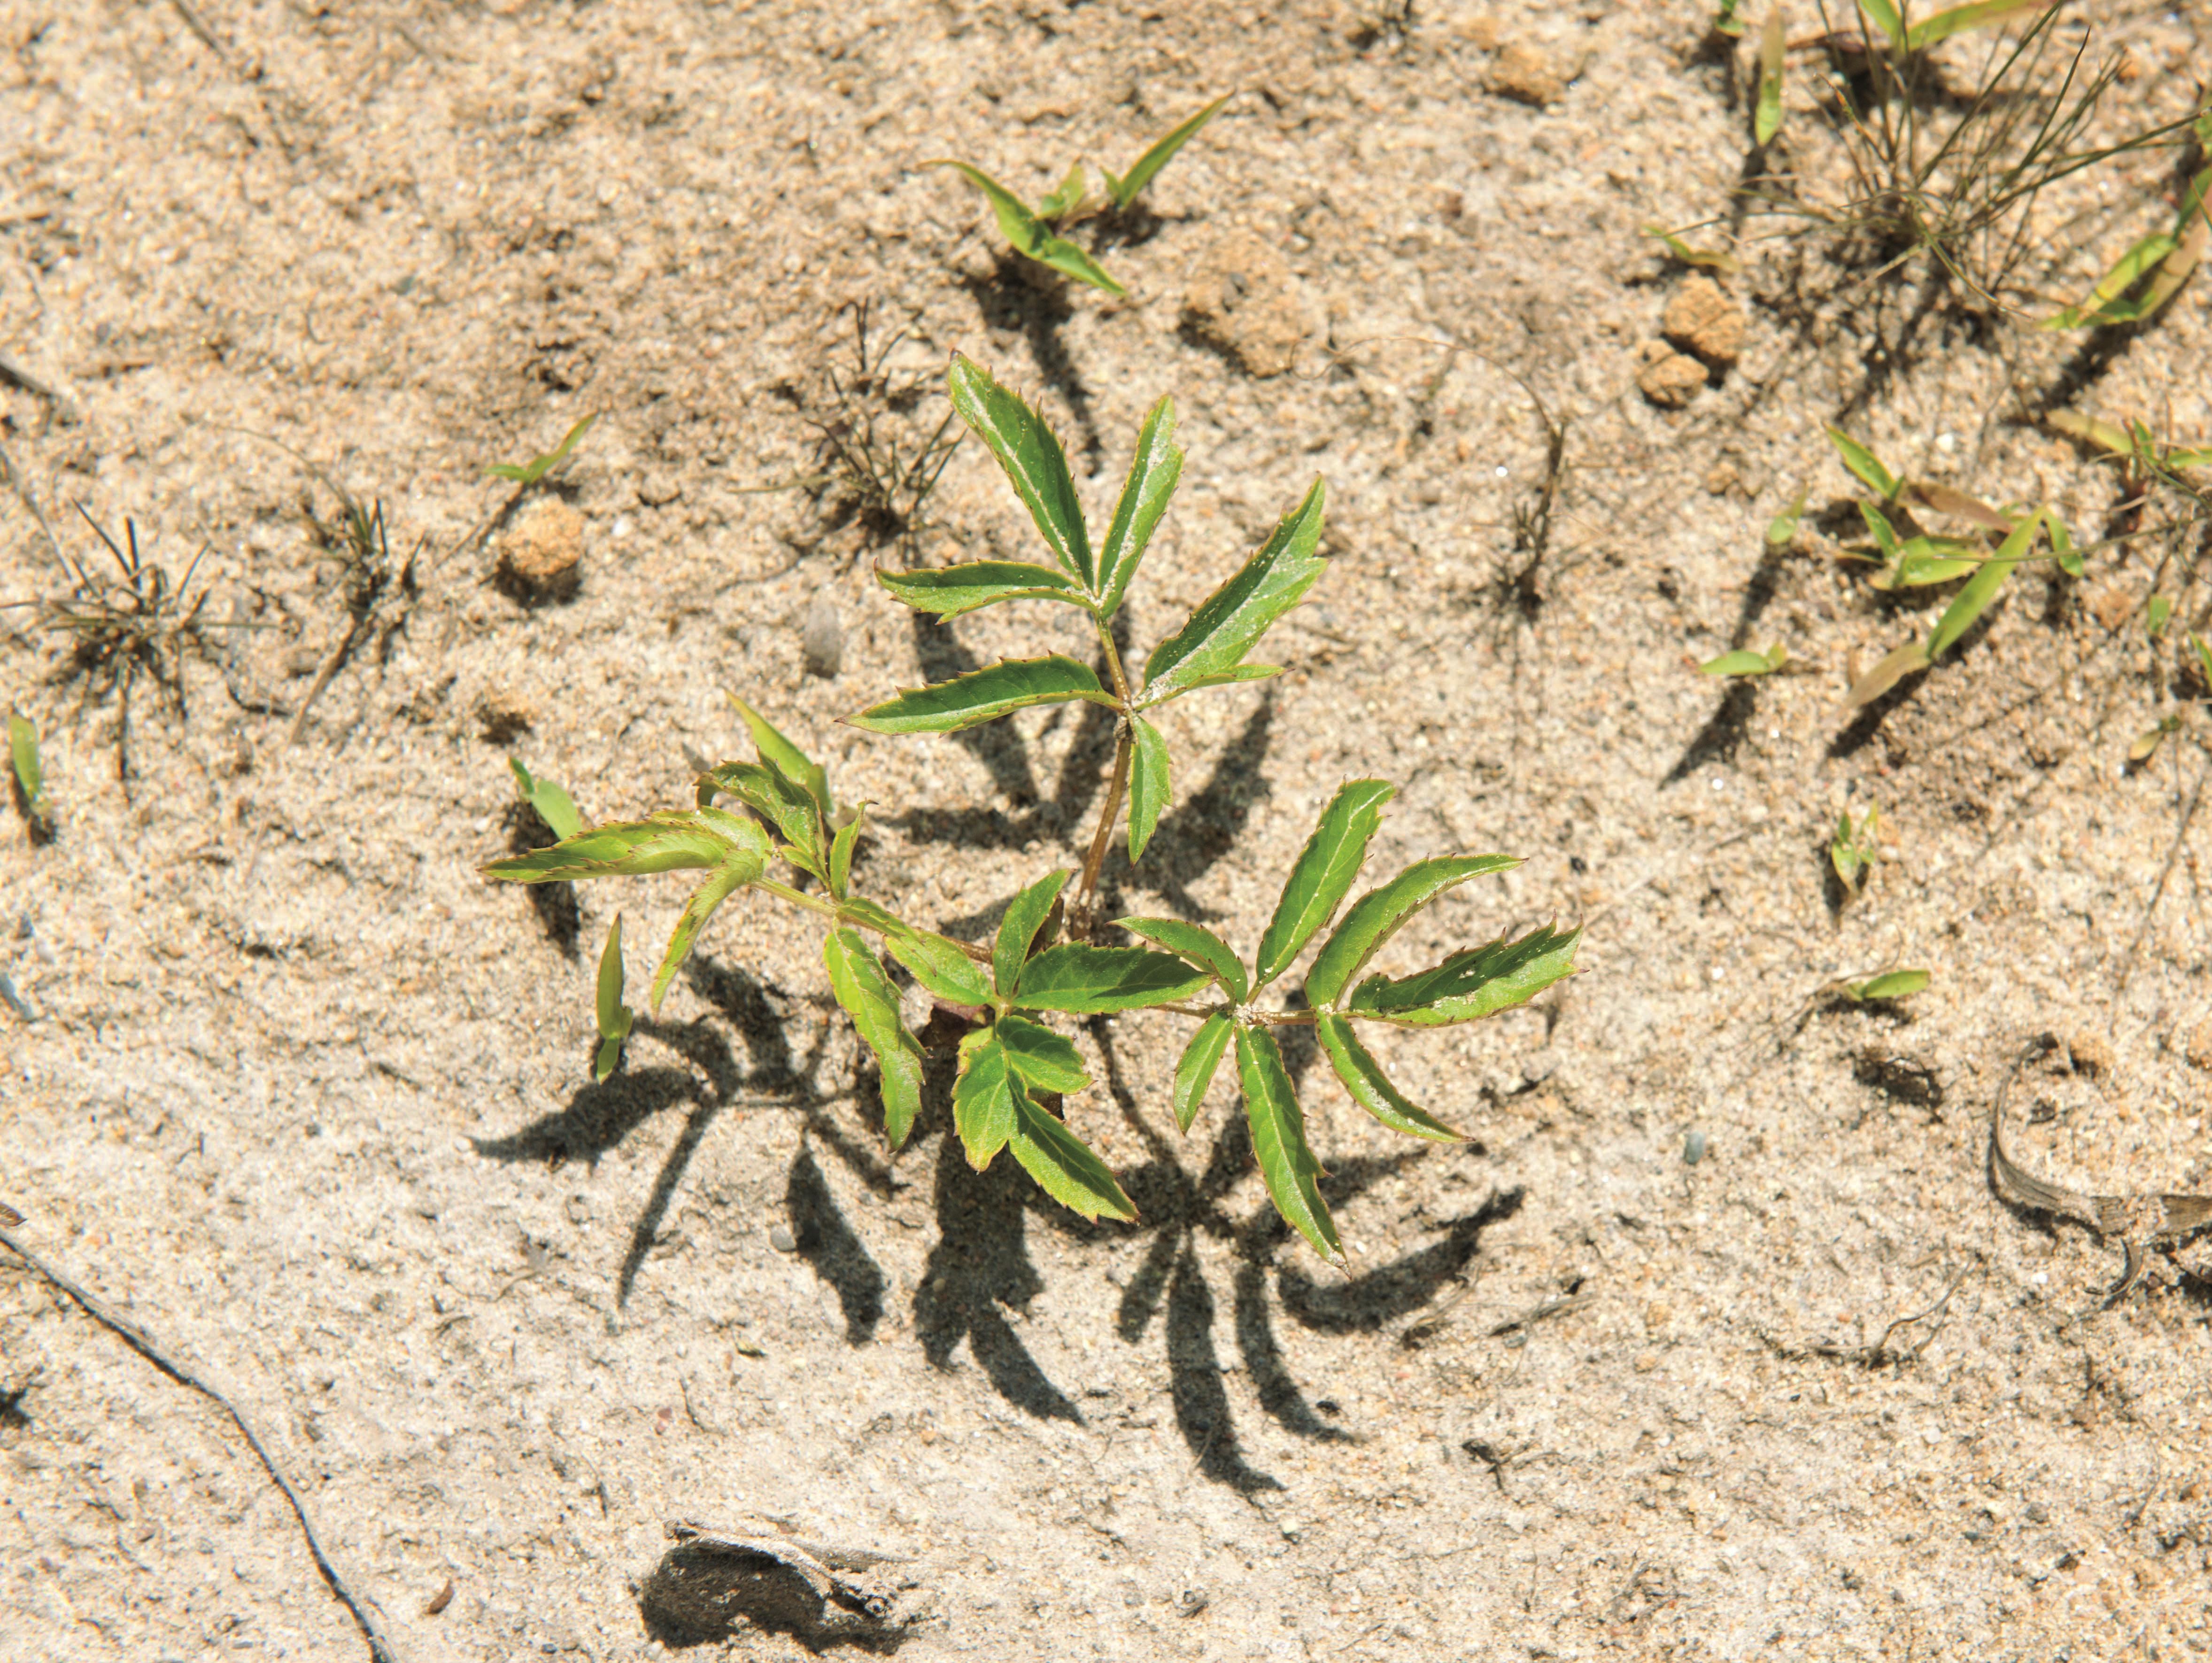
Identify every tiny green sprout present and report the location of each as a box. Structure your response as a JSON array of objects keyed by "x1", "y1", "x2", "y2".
[
  {"x1": 2147, "y1": 596, "x2": 2174, "y2": 639},
  {"x1": 1765, "y1": 489, "x2": 1806, "y2": 547},
  {"x1": 1842, "y1": 969, "x2": 1929, "y2": 1002},
  {"x1": 1826, "y1": 427, "x2": 1900, "y2": 503},
  {"x1": 1753, "y1": 7, "x2": 1784, "y2": 146},
  {"x1": 1700, "y1": 645, "x2": 1787, "y2": 677},
  {"x1": 2130, "y1": 715, "x2": 2181, "y2": 764},
  {"x1": 2190, "y1": 633, "x2": 2212, "y2": 688},
  {"x1": 485, "y1": 413, "x2": 597, "y2": 486},
  {"x1": 1100, "y1": 95, "x2": 1230, "y2": 212},
  {"x1": 1831, "y1": 802, "x2": 1881, "y2": 890},
  {"x1": 1710, "y1": 0, "x2": 1745, "y2": 37},
  {"x1": 510, "y1": 757, "x2": 583, "y2": 842},
  {"x1": 1641, "y1": 224, "x2": 1742, "y2": 276},
  {"x1": 595, "y1": 915, "x2": 634, "y2": 1082},
  {"x1": 8, "y1": 713, "x2": 49, "y2": 832}
]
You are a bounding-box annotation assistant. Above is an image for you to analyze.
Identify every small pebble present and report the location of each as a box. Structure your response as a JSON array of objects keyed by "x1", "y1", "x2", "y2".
[
  {"x1": 1683, "y1": 1129, "x2": 1707, "y2": 1166},
  {"x1": 802, "y1": 593, "x2": 843, "y2": 678},
  {"x1": 768, "y1": 1224, "x2": 797, "y2": 1253}
]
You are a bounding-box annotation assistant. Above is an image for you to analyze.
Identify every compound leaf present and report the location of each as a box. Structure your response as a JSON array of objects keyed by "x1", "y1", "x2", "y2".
[
  {"x1": 994, "y1": 870, "x2": 1070, "y2": 996},
  {"x1": 1142, "y1": 477, "x2": 1327, "y2": 704},
  {"x1": 650, "y1": 862, "x2": 759, "y2": 1013},
  {"x1": 726, "y1": 693, "x2": 832, "y2": 822},
  {"x1": 697, "y1": 759, "x2": 826, "y2": 877},
  {"x1": 824, "y1": 926, "x2": 926, "y2": 1148},
  {"x1": 1095, "y1": 396, "x2": 1183, "y2": 618},
  {"x1": 1315, "y1": 1015, "x2": 1462, "y2": 1142},
  {"x1": 1237, "y1": 1025, "x2": 1341, "y2": 1267},
  {"x1": 1254, "y1": 778, "x2": 1394, "y2": 987},
  {"x1": 997, "y1": 1013, "x2": 1090, "y2": 1093},
  {"x1": 1126, "y1": 716, "x2": 1170, "y2": 863},
  {"x1": 947, "y1": 355, "x2": 1095, "y2": 587},
  {"x1": 1117, "y1": 916, "x2": 1246, "y2": 1002},
  {"x1": 1172, "y1": 1012, "x2": 1234, "y2": 1132},
  {"x1": 485, "y1": 811, "x2": 767, "y2": 883},
  {"x1": 1015, "y1": 944, "x2": 1210, "y2": 1012},
  {"x1": 1008, "y1": 1091, "x2": 1136, "y2": 1221},
  {"x1": 876, "y1": 561, "x2": 1085, "y2": 618},
  {"x1": 849, "y1": 655, "x2": 1112, "y2": 735},
  {"x1": 1343, "y1": 924, "x2": 1580, "y2": 1027},
  {"x1": 1305, "y1": 853, "x2": 1520, "y2": 1008}
]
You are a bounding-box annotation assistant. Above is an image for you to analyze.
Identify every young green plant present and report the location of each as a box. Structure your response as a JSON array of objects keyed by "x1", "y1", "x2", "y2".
[
  {"x1": 484, "y1": 357, "x2": 1580, "y2": 1261},
  {"x1": 595, "y1": 916, "x2": 635, "y2": 1082},
  {"x1": 8, "y1": 712, "x2": 50, "y2": 836}
]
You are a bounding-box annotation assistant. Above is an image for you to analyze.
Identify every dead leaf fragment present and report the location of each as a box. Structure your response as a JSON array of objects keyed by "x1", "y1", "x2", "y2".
[{"x1": 425, "y1": 1578, "x2": 455, "y2": 1616}]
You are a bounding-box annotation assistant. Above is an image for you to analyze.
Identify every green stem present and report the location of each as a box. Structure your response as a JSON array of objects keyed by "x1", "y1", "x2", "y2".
[
  {"x1": 754, "y1": 878, "x2": 838, "y2": 918},
  {"x1": 1072, "y1": 726, "x2": 1133, "y2": 939},
  {"x1": 755, "y1": 874, "x2": 993, "y2": 963}
]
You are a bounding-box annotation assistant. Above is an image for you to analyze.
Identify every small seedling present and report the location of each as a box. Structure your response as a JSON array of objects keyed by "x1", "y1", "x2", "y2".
[
  {"x1": 8, "y1": 713, "x2": 50, "y2": 835},
  {"x1": 1641, "y1": 223, "x2": 1742, "y2": 275},
  {"x1": 595, "y1": 916, "x2": 634, "y2": 1082},
  {"x1": 2042, "y1": 113, "x2": 2211, "y2": 330},
  {"x1": 1753, "y1": 7, "x2": 1783, "y2": 147},
  {"x1": 485, "y1": 356, "x2": 1581, "y2": 1260},
  {"x1": 485, "y1": 413, "x2": 597, "y2": 486},
  {"x1": 1765, "y1": 488, "x2": 1807, "y2": 547},
  {"x1": 1700, "y1": 644, "x2": 1788, "y2": 677},
  {"x1": 934, "y1": 96, "x2": 1229, "y2": 295},
  {"x1": 1844, "y1": 506, "x2": 2065, "y2": 707},
  {"x1": 1840, "y1": 968, "x2": 1929, "y2": 1002},
  {"x1": 510, "y1": 757, "x2": 583, "y2": 841},
  {"x1": 1831, "y1": 801, "x2": 1882, "y2": 889}
]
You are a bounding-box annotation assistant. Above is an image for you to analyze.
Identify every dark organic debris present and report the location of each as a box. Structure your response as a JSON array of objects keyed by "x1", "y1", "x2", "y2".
[{"x1": 642, "y1": 1516, "x2": 913, "y2": 1647}]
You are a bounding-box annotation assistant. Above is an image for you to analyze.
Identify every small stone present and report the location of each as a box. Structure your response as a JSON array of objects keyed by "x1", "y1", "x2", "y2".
[
  {"x1": 497, "y1": 500, "x2": 585, "y2": 599},
  {"x1": 1488, "y1": 42, "x2": 1565, "y2": 108},
  {"x1": 1662, "y1": 275, "x2": 1747, "y2": 366},
  {"x1": 637, "y1": 473, "x2": 684, "y2": 508},
  {"x1": 1636, "y1": 341, "x2": 1707, "y2": 408},
  {"x1": 1183, "y1": 233, "x2": 1308, "y2": 379},
  {"x1": 768, "y1": 1224, "x2": 797, "y2": 1253},
  {"x1": 1683, "y1": 1129, "x2": 1707, "y2": 1166},
  {"x1": 801, "y1": 593, "x2": 843, "y2": 678},
  {"x1": 1634, "y1": 1351, "x2": 1659, "y2": 1373},
  {"x1": 2064, "y1": 1031, "x2": 2114, "y2": 1077},
  {"x1": 2183, "y1": 1018, "x2": 2212, "y2": 1071}
]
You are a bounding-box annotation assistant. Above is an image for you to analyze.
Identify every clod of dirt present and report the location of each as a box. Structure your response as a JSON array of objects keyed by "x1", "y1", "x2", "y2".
[
  {"x1": 2063, "y1": 1031, "x2": 2114, "y2": 1077},
  {"x1": 1635, "y1": 341, "x2": 1708, "y2": 408},
  {"x1": 2183, "y1": 1017, "x2": 2212, "y2": 1071},
  {"x1": 801, "y1": 594, "x2": 843, "y2": 678},
  {"x1": 636, "y1": 473, "x2": 683, "y2": 508},
  {"x1": 1662, "y1": 275, "x2": 1746, "y2": 366},
  {"x1": 641, "y1": 1519, "x2": 910, "y2": 1647},
  {"x1": 1183, "y1": 233, "x2": 1307, "y2": 378},
  {"x1": 476, "y1": 687, "x2": 535, "y2": 744},
  {"x1": 496, "y1": 501, "x2": 585, "y2": 600},
  {"x1": 1488, "y1": 42, "x2": 1565, "y2": 108}
]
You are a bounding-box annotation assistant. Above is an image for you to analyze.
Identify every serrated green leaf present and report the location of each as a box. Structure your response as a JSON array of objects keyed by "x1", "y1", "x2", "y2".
[
  {"x1": 995, "y1": 870, "x2": 1070, "y2": 997},
  {"x1": 1315, "y1": 1015, "x2": 1462, "y2": 1142},
  {"x1": 824, "y1": 926, "x2": 926, "y2": 1148},
  {"x1": 510, "y1": 757, "x2": 583, "y2": 842},
  {"x1": 829, "y1": 806, "x2": 863, "y2": 898},
  {"x1": 1096, "y1": 396, "x2": 1183, "y2": 619},
  {"x1": 650, "y1": 861, "x2": 758, "y2": 1014},
  {"x1": 1109, "y1": 95, "x2": 1229, "y2": 210},
  {"x1": 849, "y1": 654, "x2": 1113, "y2": 735},
  {"x1": 1035, "y1": 160, "x2": 1086, "y2": 221},
  {"x1": 485, "y1": 811, "x2": 767, "y2": 883},
  {"x1": 1847, "y1": 968, "x2": 1930, "y2": 1001},
  {"x1": 1168, "y1": 665, "x2": 1283, "y2": 694},
  {"x1": 952, "y1": 1027, "x2": 1018, "y2": 1168},
  {"x1": 1766, "y1": 488, "x2": 1806, "y2": 547},
  {"x1": 1028, "y1": 230, "x2": 1127, "y2": 296},
  {"x1": 1344, "y1": 924, "x2": 1581, "y2": 1027},
  {"x1": 1126, "y1": 716, "x2": 1170, "y2": 863},
  {"x1": 1008, "y1": 1090, "x2": 1136, "y2": 1221},
  {"x1": 1927, "y1": 508, "x2": 2040, "y2": 661},
  {"x1": 1117, "y1": 916, "x2": 1246, "y2": 1002},
  {"x1": 1827, "y1": 427, "x2": 1899, "y2": 501},
  {"x1": 9, "y1": 714, "x2": 46, "y2": 818},
  {"x1": 1305, "y1": 853, "x2": 1519, "y2": 1008},
  {"x1": 1172, "y1": 1012, "x2": 1233, "y2": 1133},
  {"x1": 933, "y1": 160, "x2": 1047, "y2": 257},
  {"x1": 997, "y1": 1013, "x2": 1090, "y2": 1093},
  {"x1": 947, "y1": 355, "x2": 1095, "y2": 586},
  {"x1": 697, "y1": 759, "x2": 826, "y2": 877},
  {"x1": 1237, "y1": 1025, "x2": 1341, "y2": 1267},
  {"x1": 596, "y1": 915, "x2": 633, "y2": 1041},
  {"x1": 486, "y1": 412, "x2": 597, "y2": 485},
  {"x1": 1142, "y1": 478, "x2": 1328, "y2": 704},
  {"x1": 1254, "y1": 779, "x2": 1395, "y2": 988},
  {"x1": 884, "y1": 929, "x2": 993, "y2": 1007},
  {"x1": 876, "y1": 561, "x2": 1086, "y2": 618},
  {"x1": 1015, "y1": 944, "x2": 1210, "y2": 1012},
  {"x1": 1699, "y1": 648, "x2": 1786, "y2": 676},
  {"x1": 1640, "y1": 224, "x2": 1743, "y2": 276},
  {"x1": 725, "y1": 692, "x2": 832, "y2": 823},
  {"x1": 1754, "y1": 7, "x2": 1784, "y2": 145}
]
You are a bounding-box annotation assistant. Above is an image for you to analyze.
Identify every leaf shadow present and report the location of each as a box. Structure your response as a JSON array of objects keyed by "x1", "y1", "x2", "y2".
[{"x1": 787, "y1": 1142, "x2": 887, "y2": 1344}]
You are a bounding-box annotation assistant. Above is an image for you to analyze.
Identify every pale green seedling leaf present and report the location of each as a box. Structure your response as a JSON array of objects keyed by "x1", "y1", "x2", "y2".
[
  {"x1": 1237, "y1": 1025, "x2": 1341, "y2": 1266},
  {"x1": 1754, "y1": 7, "x2": 1785, "y2": 145},
  {"x1": 1827, "y1": 427, "x2": 1899, "y2": 500},
  {"x1": 650, "y1": 861, "x2": 758, "y2": 1014},
  {"x1": 2148, "y1": 596, "x2": 2174, "y2": 639},
  {"x1": 1641, "y1": 224, "x2": 1742, "y2": 275},
  {"x1": 1907, "y1": 0, "x2": 2054, "y2": 48},
  {"x1": 1869, "y1": 537, "x2": 1982, "y2": 591},
  {"x1": 1029, "y1": 230, "x2": 1128, "y2": 296},
  {"x1": 1117, "y1": 916, "x2": 1247, "y2": 1001},
  {"x1": 1172, "y1": 1013, "x2": 1233, "y2": 1133},
  {"x1": 1107, "y1": 95, "x2": 1230, "y2": 210},
  {"x1": 1126, "y1": 716, "x2": 1170, "y2": 863},
  {"x1": 9, "y1": 713, "x2": 47, "y2": 821},
  {"x1": 1008, "y1": 1090, "x2": 1136, "y2": 1221},
  {"x1": 485, "y1": 811, "x2": 766, "y2": 883},
  {"x1": 1142, "y1": 478, "x2": 1327, "y2": 704},
  {"x1": 1846, "y1": 968, "x2": 1930, "y2": 1001},
  {"x1": 2131, "y1": 719, "x2": 2178, "y2": 763},
  {"x1": 2049, "y1": 511, "x2": 2082, "y2": 579},
  {"x1": 1927, "y1": 508, "x2": 2041, "y2": 660},
  {"x1": 486, "y1": 412, "x2": 597, "y2": 484},
  {"x1": 952, "y1": 1027, "x2": 1018, "y2": 1167},
  {"x1": 1035, "y1": 161, "x2": 1086, "y2": 221},
  {"x1": 875, "y1": 561, "x2": 1086, "y2": 618},
  {"x1": 824, "y1": 926, "x2": 926, "y2": 1148},
  {"x1": 849, "y1": 655, "x2": 1113, "y2": 735},
  {"x1": 1344, "y1": 924, "x2": 1582, "y2": 1026},
  {"x1": 997, "y1": 1013, "x2": 1090, "y2": 1094},
  {"x1": 1844, "y1": 638, "x2": 1932, "y2": 708},
  {"x1": 1096, "y1": 396, "x2": 1183, "y2": 618},
  {"x1": 597, "y1": 915, "x2": 634, "y2": 1041},
  {"x1": 1315, "y1": 1015, "x2": 1463, "y2": 1142},
  {"x1": 1015, "y1": 944, "x2": 1210, "y2": 1012},
  {"x1": 933, "y1": 161, "x2": 1047, "y2": 257},
  {"x1": 1255, "y1": 779, "x2": 1394, "y2": 987},
  {"x1": 2043, "y1": 233, "x2": 2178, "y2": 330},
  {"x1": 726, "y1": 693, "x2": 832, "y2": 822},
  {"x1": 1765, "y1": 489, "x2": 1806, "y2": 546},
  {"x1": 1858, "y1": 500, "x2": 1903, "y2": 571},
  {"x1": 1306, "y1": 853, "x2": 1520, "y2": 1008},
  {"x1": 1699, "y1": 647, "x2": 1787, "y2": 676},
  {"x1": 510, "y1": 757, "x2": 583, "y2": 842},
  {"x1": 995, "y1": 870, "x2": 1070, "y2": 997},
  {"x1": 947, "y1": 355, "x2": 1096, "y2": 585}
]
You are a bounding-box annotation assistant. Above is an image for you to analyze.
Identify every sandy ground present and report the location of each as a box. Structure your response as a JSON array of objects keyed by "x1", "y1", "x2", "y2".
[{"x1": 4, "y1": 1, "x2": 2212, "y2": 1658}]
